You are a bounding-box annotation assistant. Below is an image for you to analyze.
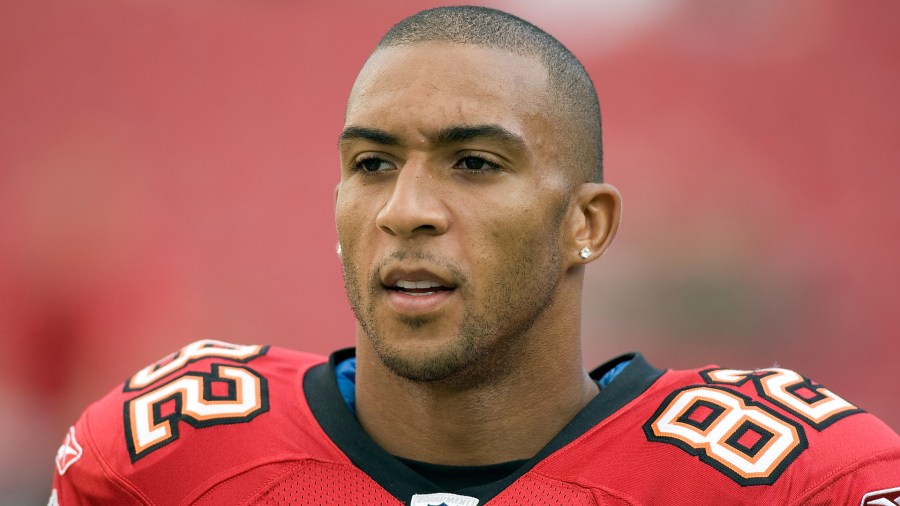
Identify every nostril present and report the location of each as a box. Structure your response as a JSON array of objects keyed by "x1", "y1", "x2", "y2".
[{"x1": 374, "y1": 172, "x2": 449, "y2": 237}]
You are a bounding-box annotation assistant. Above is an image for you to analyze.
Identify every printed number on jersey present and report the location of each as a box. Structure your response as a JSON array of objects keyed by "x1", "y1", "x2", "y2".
[
  {"x1": 644, "y1": 368, "x2": 861, "y2": 485},
  {"x1": 123, "y1": 340, "x2": 269, "y2": 462},
  {"x1": 701, "y1": 368, "x2": 861, "y2": 429}
]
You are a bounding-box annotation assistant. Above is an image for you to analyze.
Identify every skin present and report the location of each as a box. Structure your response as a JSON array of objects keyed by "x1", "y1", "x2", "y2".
[{"x1": 335, "y1": 42, "x2": 621, "y2": 465}]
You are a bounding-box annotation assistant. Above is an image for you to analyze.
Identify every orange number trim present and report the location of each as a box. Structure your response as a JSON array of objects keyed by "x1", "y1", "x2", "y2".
[
  {"x1": 702, "y1": 368, "x2": 862, "y2": 430},
  {"x1": 126, "y1": 340, "x2": 267, "y2": 391},
  {"x1": 124, "y1": 364, "x2": 269, "y2": 462},
  {"x1": 644, "y1": 386, "x2": 807, "y2": 485}
]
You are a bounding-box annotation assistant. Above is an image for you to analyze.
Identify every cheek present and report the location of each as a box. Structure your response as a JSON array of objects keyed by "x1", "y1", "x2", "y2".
[
  {"x1": 477, "y1": 196, "x2": 566, "y2": 268},
  {"x1": 473, "y1": 212, "x2": 549, "y2": 271},
  {"x1": 335, "y1": 192, "x2": 370, "y2": 242},
  {"x1": 335, "y1": 207, "x2": 367, "y2": 278}
]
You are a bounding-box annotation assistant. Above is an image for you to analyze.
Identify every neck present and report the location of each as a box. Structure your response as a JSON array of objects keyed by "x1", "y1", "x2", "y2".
[{"x1": 353, "y1": 315, "x2": 597, "y2": 466}]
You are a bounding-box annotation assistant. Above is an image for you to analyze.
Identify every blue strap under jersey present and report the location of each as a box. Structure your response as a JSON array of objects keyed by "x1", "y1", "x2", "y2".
[
  {"x1": 335, "y1": 357, "x2": 631, "y2": 416},
  {"x1": 335, "y1": 357, "x2": 359, "y2": 414},
  {"x1": 599, "y1": 360, "x2": 630, "y2": 389}
]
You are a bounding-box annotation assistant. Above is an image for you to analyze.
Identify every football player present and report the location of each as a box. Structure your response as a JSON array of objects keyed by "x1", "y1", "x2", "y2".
[{"x1": 51, "y1": 6, "x2": 900, "y2": 505}]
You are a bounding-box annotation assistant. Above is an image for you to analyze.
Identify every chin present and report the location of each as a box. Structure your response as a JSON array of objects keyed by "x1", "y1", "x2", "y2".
[{"x1": 370, "y1": 328, "x2": 478, "y2": 383}]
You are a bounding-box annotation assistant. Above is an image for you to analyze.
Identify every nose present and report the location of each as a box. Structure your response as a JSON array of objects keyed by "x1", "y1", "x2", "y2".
[{"x1": 375, "y1": 161, "x2": 449, "y2": 237}]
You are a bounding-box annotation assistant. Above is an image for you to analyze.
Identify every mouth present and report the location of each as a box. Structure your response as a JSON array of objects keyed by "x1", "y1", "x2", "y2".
[
  {"x1": 379, "y1": 266, "x2": 459, "y2": 314},
  {"x1": 388, "y1": 279, "x2": 454, "y2": 296}
]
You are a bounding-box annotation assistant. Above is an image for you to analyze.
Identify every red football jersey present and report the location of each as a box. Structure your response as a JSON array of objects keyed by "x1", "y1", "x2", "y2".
[{"x1": 51, "y1": 340, "x2": 900, "y2": 505}]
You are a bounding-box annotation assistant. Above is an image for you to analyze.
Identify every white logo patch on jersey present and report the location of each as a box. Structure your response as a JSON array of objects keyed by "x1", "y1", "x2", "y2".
[
  {"x1": 55, "y1": 426, "x2": 83, "y2": 475},
  {"x1": 861, "y1": 486, "x2": 900, "y2": 506},
  {"x1": 411, "y1": 492, "x2": 479, "y2": 506}
]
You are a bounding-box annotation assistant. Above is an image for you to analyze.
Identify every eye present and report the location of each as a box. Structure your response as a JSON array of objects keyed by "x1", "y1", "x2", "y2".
[
  {"x1": 455, "y1": 155, "x2": 501, "y2": 173},
  {"x1": 352, "y1": 156, "x2": 393, "y2": 173}
]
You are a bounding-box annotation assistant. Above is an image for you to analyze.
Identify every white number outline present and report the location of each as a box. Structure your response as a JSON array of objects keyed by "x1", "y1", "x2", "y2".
[
  {"x1": 701, "y1": 368, "x2": 861, "y2": 429},
  {"x1": 124, "y1": 363, "x2": 269, "y2": 462},
  {"x1": 125, "y1": 340, "x2": 267, "y2": 391},
  {"x1": 644, "y1": 385, "x2": 807, "y2": 485}
]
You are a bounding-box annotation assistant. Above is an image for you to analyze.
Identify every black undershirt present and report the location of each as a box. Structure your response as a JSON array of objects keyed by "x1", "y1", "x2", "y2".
[{"x1": 395, "y1": 456, "x2": 529, "y2": 493}]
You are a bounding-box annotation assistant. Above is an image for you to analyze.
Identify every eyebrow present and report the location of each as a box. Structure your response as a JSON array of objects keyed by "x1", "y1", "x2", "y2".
[
  {"x1": 434, "y1": 125, "x2": 526, "y2": 148},
  {"x1": 338, "y1": 126, "x2": 401, "y2": 147},
  {"x1": 338, "y1": 124, "x2": 527, "y2": 152}
]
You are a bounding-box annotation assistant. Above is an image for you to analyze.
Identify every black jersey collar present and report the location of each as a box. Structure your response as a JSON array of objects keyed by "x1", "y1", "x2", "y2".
[{"x1": 303, "y1": 349, "x2": 664, "y2": 503}]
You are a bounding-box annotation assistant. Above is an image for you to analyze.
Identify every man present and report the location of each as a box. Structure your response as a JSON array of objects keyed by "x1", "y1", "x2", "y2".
[{"x1": 51, "y1": 6, "x2": 899, "y2": 505}]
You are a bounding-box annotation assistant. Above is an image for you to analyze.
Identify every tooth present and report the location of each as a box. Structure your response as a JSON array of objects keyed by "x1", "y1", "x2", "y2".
[{"x1": 395, "y1": 280, "x2": 441, "y2": 290}]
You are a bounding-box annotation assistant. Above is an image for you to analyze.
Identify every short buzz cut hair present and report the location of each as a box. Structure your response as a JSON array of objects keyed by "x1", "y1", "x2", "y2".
[{"x1": 375, "y1": 5, "x2": 604, "y2": 183}]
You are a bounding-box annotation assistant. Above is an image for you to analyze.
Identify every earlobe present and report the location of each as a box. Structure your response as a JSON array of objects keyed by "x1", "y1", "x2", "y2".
[{"x1": 568, "y1": 183, "x2": 621, "y2": 263}]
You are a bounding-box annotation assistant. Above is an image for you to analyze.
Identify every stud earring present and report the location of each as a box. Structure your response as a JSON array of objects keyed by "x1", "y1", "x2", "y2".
[
  {"x1": 336, "y1": 243, "x2": 342, "y2": 257},
  {"x1": 579, "y1": 247, "x2": 591, "y2": 259}
]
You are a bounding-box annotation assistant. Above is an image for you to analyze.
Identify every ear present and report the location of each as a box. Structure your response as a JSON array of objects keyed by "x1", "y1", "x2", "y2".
[{"x1": 565, "y1": 183, "x2": 621, "y2": 265}]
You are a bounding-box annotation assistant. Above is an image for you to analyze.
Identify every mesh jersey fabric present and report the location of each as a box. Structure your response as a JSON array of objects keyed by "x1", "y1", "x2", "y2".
[{"x1": 50, "y1": 340, "x2": 900, "y2": 505}]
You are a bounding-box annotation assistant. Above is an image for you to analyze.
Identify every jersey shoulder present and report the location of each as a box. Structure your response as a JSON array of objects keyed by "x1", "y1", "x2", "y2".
[
  {"x1": 529, "y1": 358, "x2": 898, "y2": 505},
  {"x1": 638, "y1": 364, "x2": 900, "y2": 502},
  {"x1": 51, "y1": 339, "x2": 335, "y2": 505}
]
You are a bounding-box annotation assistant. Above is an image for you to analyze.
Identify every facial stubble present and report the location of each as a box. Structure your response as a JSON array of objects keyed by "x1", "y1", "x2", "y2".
[{"x1": 341, "y1": 198, "x2": 569, "y2": 386}]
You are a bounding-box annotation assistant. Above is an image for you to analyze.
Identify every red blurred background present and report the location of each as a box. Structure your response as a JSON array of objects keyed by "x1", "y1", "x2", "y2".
[{"x1": 1, "y1": 0, "x2": 898, "y2": 502}]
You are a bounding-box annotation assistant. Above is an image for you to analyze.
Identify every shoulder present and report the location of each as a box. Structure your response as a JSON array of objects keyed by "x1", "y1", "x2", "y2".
[
  {"x1": 543, "y1": 357, "x2": 898, "y2": 504},
  {"x1": 639, "y1": 363, "x2": 900, "y2": 502},
  {"x1": 116, "y1": 340, "x2": 325, "y2": 460},
  {"x1": 52, "y1": 340, "x2": 330, "y2": 505},
  {"x1": 122, "y1": 340, "x2": 322, "y2": 393}
]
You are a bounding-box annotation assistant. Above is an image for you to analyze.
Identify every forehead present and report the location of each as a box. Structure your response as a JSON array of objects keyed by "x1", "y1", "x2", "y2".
[{"x1": 345, "y1": 43, "x2": 552, "y2": 143}]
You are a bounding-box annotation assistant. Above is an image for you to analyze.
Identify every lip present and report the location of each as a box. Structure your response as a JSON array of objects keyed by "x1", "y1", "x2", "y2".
[
  {"x1": 380, "y1": 265, "x2": 458, "y2": 315},
  {"x1": 385, "y1": 288, "x2": 455, "y2": 315},
  {"x1": 381, "y1": 266, "x2": 457, "y2": 288}
]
